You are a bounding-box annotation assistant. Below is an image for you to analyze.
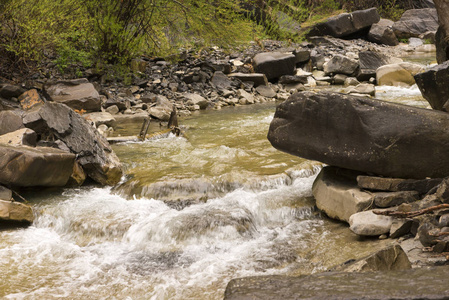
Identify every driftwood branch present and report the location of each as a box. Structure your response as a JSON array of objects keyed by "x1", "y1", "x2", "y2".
[{"x1": 373, "y1": 204, "x2": 449, "y2": 218}]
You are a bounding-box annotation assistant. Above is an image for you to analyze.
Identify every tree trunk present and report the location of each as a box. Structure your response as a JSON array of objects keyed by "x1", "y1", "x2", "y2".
[{"x1": 434, "y1": 0, "x2": 449, "y2": 63}]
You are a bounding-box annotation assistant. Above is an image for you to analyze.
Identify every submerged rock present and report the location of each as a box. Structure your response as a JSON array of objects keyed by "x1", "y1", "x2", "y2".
[{"x1": 267, "y1": 91, "x2": 449, "y2": 179}]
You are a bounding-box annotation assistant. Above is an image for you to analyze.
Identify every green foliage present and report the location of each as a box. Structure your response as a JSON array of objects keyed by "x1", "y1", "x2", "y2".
[{"x1": 0, "y1": 0, "x2": 90, "y2": 66}]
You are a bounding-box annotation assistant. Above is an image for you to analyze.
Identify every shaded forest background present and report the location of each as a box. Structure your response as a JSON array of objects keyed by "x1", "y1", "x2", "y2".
[{"x1": 0, "y1": 0, "x2": 434, "y2": 78}]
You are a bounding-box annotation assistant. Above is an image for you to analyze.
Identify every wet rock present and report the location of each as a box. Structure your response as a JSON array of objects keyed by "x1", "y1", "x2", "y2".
[
  {"x1": 0, "y1": 110, "x2": 25, "y2": 135},
  {"x1": 307, "y1": 8, "x2": 380, "y2": 38},
  {"x1": 23, "y1": 102, "x2": 123, "y2": 185},
  {"x1": 0, "y1": 199, "x2": 34, "y2": 224},
  {"x1": 393, "y1": 8, "x2": 438, "y2": 39},
  {"x1": 224, "y1": 266, "x2": 449, "y2": 300},
  {"x1": 18, "y1": 89, "x2": 44, "y2": 111},
  {"x1": 66, "y1": 161, "x2": 86, "y2": 187},
  {"x1": 349, "y1": 210, "x2": 394, "y2": 236},
  {"x1": 0, "y1": 128, "x2": 37, "y2": 147},
  {"x1": 368, "y1": 18, "x2": 399, "y2": 46},
  {"x1": 376, "y1": 62, "x2": 425, "y2": 86},
  {"x1": 255, "y1": 85, "x2": 276, "y2": 98},
  {"x1": 0, "y1": 144, "x2": 75, "y2": 187},
  {"x1": 252, "y1": 52, "x2": 296, "y2": 81},
  {"x1": 83, "y1": 112, "x2": 116, "y2": 127},
  {"x1": 373, "y1": 191, "x2": 420, "y2": 208},
  {"x1": 43, "y1": 78, "x2": 101, "y2": 112},
  {"x1": 333, "y1": 245, "x2": 411, "y2": 272},
  {"x1": 268, "y1": 91, "x2": 449, "y2": 179},
  {"x1": 357, "y1": 176, "x2": 443, "y2": 194},
  {"x1": 323, "y1": 54, "x2": 359, "y2": 75},
  {"x1": 312, "y1": 167, "x2": 372, "y2": 222},
  {"x1": 414, "y1": 60, "x2": 449, "y2": 111},
  {"x1": 0, "y1": 84, "x2": 26, "y2": 100}
]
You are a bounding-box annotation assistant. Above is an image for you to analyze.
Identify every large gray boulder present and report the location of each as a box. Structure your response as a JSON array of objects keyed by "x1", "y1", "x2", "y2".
[
  {"x1": 43, "y1": 78, "x2": 101, "y2": 112},
  {"x1": 307, "y1": 7, "x2": 380, "y2": 38},
  {"x1": 368, "y1": 19, "x2": 399, "y2": 46},
  {"x1": 392, "y1": 8, "x2": 439, "y2": 38},
  {"x1": 312, "y1": 167, "x2": 372, "y2": 222},
  {"x1": 267, "y1": 91, "x2": 449, "y2": 179},
  {"x1": 228, "y1": 73, "x2": 268, "y2": 87},
  {"x1": 23, "y1": 102, "x2": 123, "y2": 185},
  {"x1": 0, "y1": 144, "x2": 75, "y2": 187},
  {"x1": 252, "y1": 52, "x2": 296, "y2": 81},
  {"x1": 414, "y1": 60, "x2": 449, "y2": 111}
]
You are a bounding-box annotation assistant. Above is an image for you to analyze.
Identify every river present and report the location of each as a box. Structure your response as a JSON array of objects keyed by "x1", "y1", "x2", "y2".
[{"x1": 0, "y1": 84, "x2": 430, "y2": 299}]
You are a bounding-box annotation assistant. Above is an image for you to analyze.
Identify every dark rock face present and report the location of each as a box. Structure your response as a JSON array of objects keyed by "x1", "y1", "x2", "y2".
[
  {"x1": 43, "y1": 78, "x2": 101, "y2": 112},
  {"x1": 414, "y1": 60, "x2": 449, "y2": 111},
  {"x1": 0, "y1": 84, "x2": 26, "y2": 100},
  {"x1": 307, "y1": 8, "x2": 380, "y2": 38},
  {"x1": 23, "y1": 102, "x2": 123, "y2": 185},
  {"x1": 368, "y1": 19, "x2": 399, "y2": 46},
  {"x1": 357, "y1": 176, "x2": 443, "y2": 194},
  {"x1": 436, "y1": 26, "x2": 449, "y2": 63},
  {"x1": 224, "y1": 267, "x2": 449, "y2": 300},
  {"x1": 252, "y1": 52, "x2": 296, "y2": 81},
  {"x1": 393, "y1": 8, "x2": 439, "y2": 38},
  {"x1": 267, "y1": 91, "x2": 449, "y2": 179},
  {"x1": 0, "y1": 144, "x2": 75, "y2": 187},
  {"x1": 359, "y1": 51, "x2": 398, "y2": 71}
]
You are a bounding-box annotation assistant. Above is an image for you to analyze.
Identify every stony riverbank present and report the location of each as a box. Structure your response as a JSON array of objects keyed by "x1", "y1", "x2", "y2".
[{"x1": 1, "y1": 4, "x2": 449, "y2": 298}]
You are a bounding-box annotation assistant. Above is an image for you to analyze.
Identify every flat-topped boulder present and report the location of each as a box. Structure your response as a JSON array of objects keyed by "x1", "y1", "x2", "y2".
[
  {"x1": 43, "y1": 78, "x2": 101, "y2": 112},
  {"x1": 0, "y1": 144, "x2": 75, "y2": 187},
  {"x1": 228, "y1": 73, "x2": 268, "y2": 87},
  {"x1": 252, "y1": 52, "x2": 296, "y2": 81},
  {"x1": 307, "y1": 7, "x2": 380, "y2": 38},
  {"x1": 268, "y1": 91, "x2": 449, "y2": 179}
]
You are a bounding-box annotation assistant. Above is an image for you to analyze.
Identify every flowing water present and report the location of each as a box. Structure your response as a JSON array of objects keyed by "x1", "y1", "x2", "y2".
[{"x1": 0, "y1": 86, "x2": 429, "y2": 299}]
